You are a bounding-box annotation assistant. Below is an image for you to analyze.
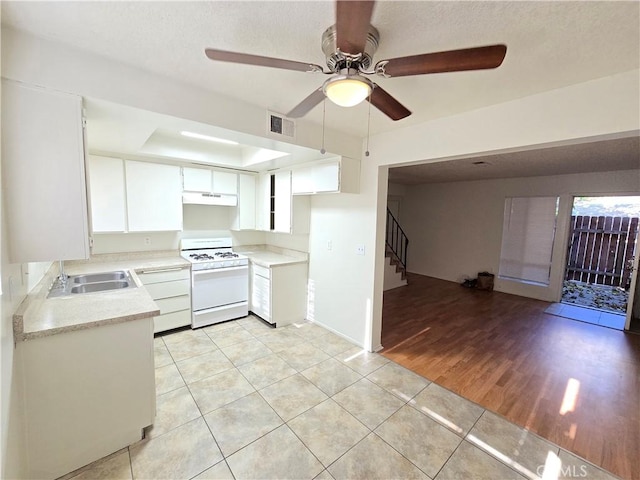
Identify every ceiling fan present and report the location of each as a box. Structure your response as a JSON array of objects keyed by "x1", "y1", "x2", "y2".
[{"x1": 204, "y1": 1, "x2": 506, "y2": 121}]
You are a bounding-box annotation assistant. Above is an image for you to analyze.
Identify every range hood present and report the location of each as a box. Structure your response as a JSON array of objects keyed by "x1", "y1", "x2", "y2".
[{"x1": 182, "y1": 192, "x2": 237, "y2": 206}]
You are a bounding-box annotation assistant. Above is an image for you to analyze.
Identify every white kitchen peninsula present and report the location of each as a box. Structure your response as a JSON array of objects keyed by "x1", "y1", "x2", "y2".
[
  {"x1": 238, "y1": 247, "x2": 309, "y2": 327},
  {"x1": 12, "y1": 254, "x2": 186, "y2": 480}
]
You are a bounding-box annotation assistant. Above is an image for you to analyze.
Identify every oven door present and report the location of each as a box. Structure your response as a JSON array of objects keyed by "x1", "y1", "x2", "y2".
[{"x1": 192, "y1": 265, "x2": 249, "y2": 311}]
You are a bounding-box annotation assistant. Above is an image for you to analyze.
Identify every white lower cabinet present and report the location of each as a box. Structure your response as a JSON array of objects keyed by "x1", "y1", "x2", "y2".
[
  {"x1": 18, "y1": 318, "x2": 155, "y2": 479},
  {"x1": 137, "y1": 267, "x2": 192, "y2": 333},
  {"x1": 251, "y1": 264, "x2": 271, "y2": 323},
  {"x1": 250, "y1": 262, "x2": 307, "y2": 326}
]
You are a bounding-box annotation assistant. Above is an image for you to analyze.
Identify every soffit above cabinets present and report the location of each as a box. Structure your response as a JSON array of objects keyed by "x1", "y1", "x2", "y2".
[{"x1": 84, "y1": 97, "x2": 329, "y2": 172}]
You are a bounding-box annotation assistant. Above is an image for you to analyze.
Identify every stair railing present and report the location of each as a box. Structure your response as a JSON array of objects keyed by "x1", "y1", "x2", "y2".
[{"x1": 386, "y1": 208, "x2": 409, "y2": 272}]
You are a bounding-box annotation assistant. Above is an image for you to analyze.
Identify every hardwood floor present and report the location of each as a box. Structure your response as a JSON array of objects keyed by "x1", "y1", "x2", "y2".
[{"x1": 381, "y1": 273, "x2": 640, "y2": 480}]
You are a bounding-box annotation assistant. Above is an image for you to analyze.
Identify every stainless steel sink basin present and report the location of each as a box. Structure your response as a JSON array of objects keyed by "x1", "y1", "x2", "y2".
[
  {"x1": 70, "y1": 280, "x2": 133, "y2": 294},
  {"x1": 72, "y1": 271, "x2": 128, "y2": 284},
  {"x1": 47, "y1": 270, "x2": 138, "y2": 297}
]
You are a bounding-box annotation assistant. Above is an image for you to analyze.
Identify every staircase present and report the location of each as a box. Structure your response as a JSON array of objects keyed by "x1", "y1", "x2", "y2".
[{"x1": 384, "y1": 208, "x2": 409, "y2": 290}]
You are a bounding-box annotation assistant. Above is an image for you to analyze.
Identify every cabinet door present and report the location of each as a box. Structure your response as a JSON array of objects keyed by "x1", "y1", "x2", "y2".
[
  {"x1": 126, "y1": 161, "x2": 183, "y2": 231},
  {"x1": 274, "y1": 171, "x2": 292, "y2": 233},
  {"x1": 291, "y1": 166, "x2": 314, "y2": 194},
  {"x1": 87, "y1": 155, "x2": 127, "y2": 233},
  {"x1": 212, "y1": 171, "x2": 238, "y2": 195},
  {"x1": 314, "y1": 162, "x2": 340, "y2": 192},
  {"x1": 183, "y1": 167, "x2": 212, "y2": 192},
  {"x1": 255, "y1": 174, "x2": 270, "y2": 231},
  {"x1": 2, "y1": 81, "x2": 89, "y2": 262},
  {"x1": 251, "y1": 271, "x2": 271, "y2": 322},
  {"x1": 234, "y1": 174, "x2": 256, "y2": 230}
]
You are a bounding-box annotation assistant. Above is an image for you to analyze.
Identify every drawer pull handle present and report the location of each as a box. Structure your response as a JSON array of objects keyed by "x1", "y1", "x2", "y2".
[{"x1": 140, "y1": 267, "x2": 184, "y2": 274}]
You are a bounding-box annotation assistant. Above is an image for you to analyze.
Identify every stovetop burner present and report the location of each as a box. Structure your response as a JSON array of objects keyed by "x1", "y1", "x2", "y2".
[
  {"x1": 180, "y1": 238, "x2": 248, "y2": 270},
  {"x1": 216, "y1": 252, "x2": 239, "y2": 259},
  {"x1": 189, "y1": 253, "x2": 216, "y2": 261}
]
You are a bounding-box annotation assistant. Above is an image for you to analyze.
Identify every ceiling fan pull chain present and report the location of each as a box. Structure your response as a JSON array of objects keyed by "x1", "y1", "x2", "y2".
[
  {"x1": 365, "y1": 90, "x2": 372, "y2": 157},
  {"x1": 320, "y1": 98, "x2": 327, "y2": 155}
]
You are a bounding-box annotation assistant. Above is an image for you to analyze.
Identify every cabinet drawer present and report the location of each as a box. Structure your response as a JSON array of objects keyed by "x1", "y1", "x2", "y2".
[
  {"x1": 145, "y1": 279, "x2": 190, "y2": 299},
  {"x1": 154, "y1": 310, "x2": 191, "y2": 334},
  {"x1": 252, "y1": 264, "x2": 271, "y2": 279},
  {"x1": 155, "y1": 295, "x2": 191, "y2": 315},
  {"x1": 138, "y1": 268, "x2": 190, "y2": 284}
]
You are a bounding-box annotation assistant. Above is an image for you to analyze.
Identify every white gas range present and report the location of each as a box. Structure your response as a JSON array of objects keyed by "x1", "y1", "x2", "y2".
[{"x1": 180, "y1": 238, "x2": 249, "y2": 328}]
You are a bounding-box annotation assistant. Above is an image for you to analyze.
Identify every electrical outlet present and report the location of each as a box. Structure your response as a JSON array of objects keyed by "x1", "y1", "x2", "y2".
[
  {"x1": 144, "y1": 236, "x2": 152, "y2": 246},
  {"x1": 327, "y1": 240, "x2": 332, "y2": 251},
  {"x1": 356, "y1": 244, "x2": 365, "y2": 255}
]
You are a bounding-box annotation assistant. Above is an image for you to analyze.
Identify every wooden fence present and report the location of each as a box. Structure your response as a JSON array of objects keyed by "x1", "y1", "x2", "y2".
[{"x1": 565, "y1": 215, "x2": 639, "y2": 289}]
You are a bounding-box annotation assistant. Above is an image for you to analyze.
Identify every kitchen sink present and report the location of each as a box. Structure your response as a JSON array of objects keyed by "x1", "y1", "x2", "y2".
[
  {"x1": 70, "y1": 280, "x2": 133, "y2": 294},
  {"x1": 47, "y1": 270, "x2": 138, "y2": 297},
  {"x1": 72, "y1": 271, "x2": 128, "y2": 284}
]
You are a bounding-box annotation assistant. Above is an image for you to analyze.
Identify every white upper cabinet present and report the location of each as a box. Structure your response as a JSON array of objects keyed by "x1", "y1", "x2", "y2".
[
  {"x1": 2, "y1": 80, "x2": 89, "y2": 262},
  {"x1": 291, "y1": 157, "x2": 360, "y2": 195},
  {"x1": 126, "y1": 161, "x2": 183, "y2": 231},
  {"x1": 274, "y1": 171, "x2": 292, "y2": 233},
  {"x1": 255, "y1": 171, "x2": 309, "y2": 234},
  {"x1": 182, "y1": 167, "x2": 212, "y2": 192},
  {"x1": 231, "y1": 174, "x2": 256, "y2": 230},
  {"x1": 183, "y1": 167, "x2": 238, "y2": 195},
  {"x1": 87, "y1": 155, "x2": 127, "y2": 233},
  {"x1": 213, "y1": 171, "x2": 238, "y2": 195}
]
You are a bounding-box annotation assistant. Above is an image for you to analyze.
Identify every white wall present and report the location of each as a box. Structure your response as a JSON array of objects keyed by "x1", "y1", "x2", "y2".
[
  {"x1": 400, "y1": 169, "x2": 640, "y2": 301},
  {"x1": 307, "y1": 163, "x2": 385, "y2": 349},
  {"x1": 89, "y1": 203, "x2": 308, "y2": 255}
]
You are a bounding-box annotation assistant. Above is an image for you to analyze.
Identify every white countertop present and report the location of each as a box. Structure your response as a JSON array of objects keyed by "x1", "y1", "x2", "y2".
[
  {"x1": 234, "y1": 245, "x2": 309, "y2": 268},
  {"x1": 13, "y1": 252, "x2": 190, "y2": 342},
  {"x1": 242, "y1": 250, "x2": 308, "y2": 267}
]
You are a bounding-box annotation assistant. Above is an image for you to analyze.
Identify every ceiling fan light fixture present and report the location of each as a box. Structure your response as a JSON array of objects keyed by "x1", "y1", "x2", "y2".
[{"x1": 323, "y1": 75, "x2": 373, "y2": 107}]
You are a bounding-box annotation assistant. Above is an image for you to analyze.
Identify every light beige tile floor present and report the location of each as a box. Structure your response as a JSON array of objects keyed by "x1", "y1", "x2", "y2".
[{"x1": 64, "y1": 315, "x2": 622, "y2": 480}]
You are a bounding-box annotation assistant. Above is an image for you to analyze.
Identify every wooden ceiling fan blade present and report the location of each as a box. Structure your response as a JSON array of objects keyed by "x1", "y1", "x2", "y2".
[
  {"x1": 368, "y1": 84, "x2": 411, "y2": 121},
  {"x1": 286, "y1": 89, "x2": 326, "y2": 118},
  {"x1": 379, "y1": 44, "x2": 507, "y2": 77},
  {"x1": 205, "y1": 48, "x2": 324, "y2": 73},
  {"x1": 335, "y1": 0, "x2": 375, "y2": 54}
]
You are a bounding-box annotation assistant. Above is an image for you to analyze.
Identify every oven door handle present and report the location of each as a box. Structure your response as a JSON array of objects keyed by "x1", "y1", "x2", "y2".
[{"x1": 193, "y1": 266, "x2": 248, "y2": 277}]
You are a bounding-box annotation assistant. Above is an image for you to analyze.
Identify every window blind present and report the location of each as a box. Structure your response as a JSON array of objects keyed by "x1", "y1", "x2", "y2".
[{"x1": 499, "y1": 196, "x2": 558, "y2": 285}]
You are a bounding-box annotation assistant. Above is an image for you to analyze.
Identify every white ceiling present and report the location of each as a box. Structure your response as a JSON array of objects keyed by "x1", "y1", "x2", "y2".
[
  {"x1": 3, "y1": 1, "x2": 638, "y2": 180},
  {"x1": 388, "y1": 136, "x2": 640, "y2": 185},
  {"x1": 2, "y1": 0, "x2": 639, "y2": 139}
]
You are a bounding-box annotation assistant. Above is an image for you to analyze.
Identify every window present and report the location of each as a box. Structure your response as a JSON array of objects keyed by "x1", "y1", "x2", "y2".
[{"x1": 499, "y1": 196, "x2": 558, "y2": 285}]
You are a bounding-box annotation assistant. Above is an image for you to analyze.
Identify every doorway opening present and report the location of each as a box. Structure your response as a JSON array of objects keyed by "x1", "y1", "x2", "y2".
[{"x1": 557, "y1": 196, "x2": 640, "y2": 329}]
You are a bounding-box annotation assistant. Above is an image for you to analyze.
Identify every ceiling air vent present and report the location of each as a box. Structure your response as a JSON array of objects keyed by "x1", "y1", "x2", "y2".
[{"x1": 267, "y1": 111, "x2": 295, "y2": 140}]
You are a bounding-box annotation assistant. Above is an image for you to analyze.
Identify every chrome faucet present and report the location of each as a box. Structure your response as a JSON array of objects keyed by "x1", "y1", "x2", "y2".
[
  {"x1": 50, "y1": 260, "x2": 69, "y2": 293},
  {"x1": 57, "y1": 260, "x2": 68, "y2": 284}
]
